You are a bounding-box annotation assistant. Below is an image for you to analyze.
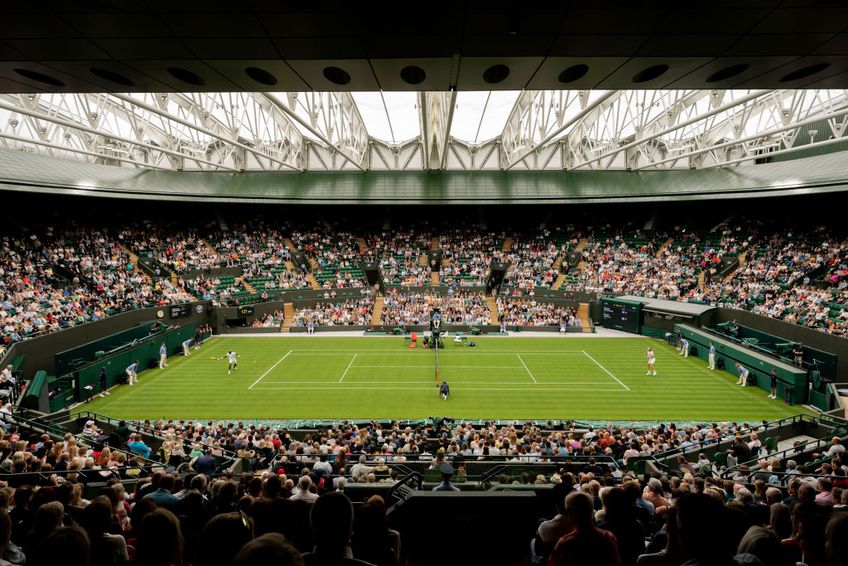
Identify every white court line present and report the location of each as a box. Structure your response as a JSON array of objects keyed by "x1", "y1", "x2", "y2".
[
  {"x1": 338, "y1": 354, "x2": 358, "y2": 383},
  {"x1": 288, "y1": 350, "x2": 587, "y2": 354},
  {"x1": 516, "y1": 354, "x2": 537, "y2": 384},
  {"x1": 252, "y1": 386, "x2": 626, "y2": 391},
  {"x1": 248, "y1": 350, "x2": 293, "y2": 390},
  {"x1": 351, "y1": 365, "x2": 523, "y2": 369},
  {"x1": 581, "y1": 350, "x2": 630, "y2": 391},
  {"x1": 260, "y1": 380, "x2": 608, "y2": 385}
]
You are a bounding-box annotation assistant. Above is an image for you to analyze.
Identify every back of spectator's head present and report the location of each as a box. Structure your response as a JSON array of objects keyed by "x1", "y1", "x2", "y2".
[
  {"x1": 135, "y1": 508, "x2": 184, "y2": 566},
  {"x1": 30, "y1": 525, "x2": 90, "y2": 566},
  {"x1": 769, "y1": 503, "x2": 793, "y2": 541},
  {"x1": 310, "y1": 492, "x2": 354, "y2": 550},
  {"x1": 159, "y1": 473, "x2": 176, "y2": 492},
  {"x1": 826, "y1": 512, "x2": 848, "y2": 566},
  {"x1": 564, "y1": 491, "x2": 595, "y2": 529},
  {"x1": 677, "y1": 493, "x2": 734, "y2": 559},
  {"x1": 233, "y1": 533, "x2": 304, "y2": 566},
  {"x1": 264, "y1": 474, "x2": 282, "y2": 498},
  {"x1": 196, "y1": 512, "x2": 254, "y2": 566},
  {"x1": 601, "y1": 487, "x2": 633, "y2": 522},
  {"x1": 80, "y1": 496, "x2": 112, "y2": 538},
  {"x1": 13, "y1": 484, "x2": 32, "y2": 508},
  {"x1": 130, "y1": 497, "x2": 157, "y2": 530},
  {"x1": 737, "y1": 525, "x2": 790, "y2": 566},
  {"x1": 32, "y1": 500, "x2": 65, "y2": 543},
  {"x1": 190, "y1": 473, "x2": 208, "y2": 492},
  {"x1": 0, "y1": 512, "x2": 10, "y2": 553},
  {"x1": 297, "y1": 475, "x2": 312, "y2": 491}
]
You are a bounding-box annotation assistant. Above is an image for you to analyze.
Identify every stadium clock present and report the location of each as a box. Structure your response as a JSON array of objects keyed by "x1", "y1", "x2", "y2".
[{"x1": 238, "y1": 305, "x2": 255, "y2": 316}]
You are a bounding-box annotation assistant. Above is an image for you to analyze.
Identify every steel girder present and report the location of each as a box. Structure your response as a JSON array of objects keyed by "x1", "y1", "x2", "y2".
[
  {"x1": 0, "y1": 92, "x2": 307, "y2": 171},
  {"x1": 0, "y1": 93, "x2": 240, "y2": 170},
  {"x1": 418, "y1": 91, "x2": 456, "y2": 170}
]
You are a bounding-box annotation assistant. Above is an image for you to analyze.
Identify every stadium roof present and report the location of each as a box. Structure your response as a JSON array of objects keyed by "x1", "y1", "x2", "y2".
[{"x1": 1, "y1": 88, "x2": 847, "y2": 172}]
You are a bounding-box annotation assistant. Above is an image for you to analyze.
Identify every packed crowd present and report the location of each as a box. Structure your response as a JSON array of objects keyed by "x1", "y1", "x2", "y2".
[
  {"x1": 250, "y1": 311, "x2": 286, "y2": 329},
  {"x1": 379, "y1": 291, "x2": 491, "y2": 326},
  {"x1": 502, "y1": 230, "x2": 569, "y2": 294},
  {"x1": 1, "y1": 227, "x2": 191, "y2": 345},
  {"x1": 290, "y1": 228, "x2": 366, "y2": 288},
  {"x1": 439, "y1": 228, "x2": 507, "y2": 287},
  {"x1": 0, "y1": 414, "x2": 845, "y2": 566},
  {"x1": 497, "y1": 298, "x2": 580, "y2": 327},
  {"x1": 3, "y1": 219, "x2": 848, "y2": 343},
  {"x1": 123, "y1": 224, "x2": 223, "y2": 273},
  {"x1": 179, "y1": 276, "x2": 250, "y2": 308},
  {"x1": 292, "y1": 297, "x2": 374, "y2": 327}
]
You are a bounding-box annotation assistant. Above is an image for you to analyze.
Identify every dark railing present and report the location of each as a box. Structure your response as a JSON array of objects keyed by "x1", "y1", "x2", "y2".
[{"x1": 0, "y1": 465, "x2": 158, "y2": 487}]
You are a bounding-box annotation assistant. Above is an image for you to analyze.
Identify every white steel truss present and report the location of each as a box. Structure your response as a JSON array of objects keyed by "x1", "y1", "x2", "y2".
[
  {"x1": 0, "y1": 89, "x2": 846, "y2": 172},
  {"x1": 418, "y1": 91, "x2": 456, "y2": 170}
]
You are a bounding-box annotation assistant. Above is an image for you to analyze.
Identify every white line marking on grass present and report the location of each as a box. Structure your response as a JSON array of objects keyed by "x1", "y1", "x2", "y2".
[
  {"x1": 253, "y1": 386, "x2": 626, "y2": 391},
  {"x1": 339, "y1": 354, "x2": 358, "y2": 383},
  {"x1": 288, "y1": 350, "x2": 586, "y2": 354},
  {"x1": 351, "y1": 365, "x2": 523, "y2": 369},
  {"x1": 260, "y1": 380, "x2": 608, "y2": 385},
  {"x1": 581, "y1": 350, "x2": 630, "y2": 391},
  {"x1": 249, "y1": 350, "x2": 293, "y2": 390},
  {"x1": 516, "y1": 354, "x2": 537, "y2": 384}
]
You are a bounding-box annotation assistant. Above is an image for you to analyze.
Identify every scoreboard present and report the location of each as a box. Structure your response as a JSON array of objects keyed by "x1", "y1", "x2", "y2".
[
  {"x1": 169, "y1": 304, "x2": 191, "y2": 318},
  {"x1": 237, "y1": 305, "x2": 255, "y2": 316},
  {"x1": 600, "y1": 298, "x2": 642, "y2": 333}
]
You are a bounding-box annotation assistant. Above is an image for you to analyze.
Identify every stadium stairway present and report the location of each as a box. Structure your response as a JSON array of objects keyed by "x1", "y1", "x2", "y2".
[
  {"x1": 118, "y1": 244, "x2": 151, "y2": 283},
  {"x1": 656, "y1": 237, "x2": 674, "y2": 257},
  {"x1": 723, "y1": 250, "x2": 748, "y2": 282},
  {"x1": 283, "y1": 237, "x2": 296, "y2": 252},
  {"x1": 577, "y1": 303, "x2": 592, "y2": 332},
  {"x1": 418, "y1": 254, "x2": 428, "y2": 267},
  {"x1": 239, "y1": 277, "x2": 256, "y2": 294},
  {"x1": 170, "y1": 271, "x2": 178, "y2": 286},
  {"x1": 202, "y1": 239, "x2": 218, "y2": 257},
  {"x1": 574, "y1": 237, "x2": 589, "y2": 252},
  {"x1": 697, "y1": 271, "x2": 706, "y2": 289},
  {"x1": 371, "y1": 297, "x2": 384, "y2": 325},
  {"x1": 552, "y1": 273, "x2": 567, "y2": 290},
  {"x1": 306, "y1": 273, "x2": 320, "y2": 289},
  {"x1": 486, "y1": 296, "x2": 499, "y2": 324},
  {"x1": 282, "y1": 303, "x2": 295, "y2": 333},
  {"x1": 284, "y1": 260, "x2": 296, "y2": 271},
  {"x1": 501, "y1": 237, "x2": 513, "y2": 252},
  {"x1": 430, "y1": 236, "x2": 440, "y2": 250},
  {"x1": 357, "y1": 237, "x2": 368, "y2": 253},
  {"x1": 430, "y1": 272, "x2": 440, "y2": 285}
]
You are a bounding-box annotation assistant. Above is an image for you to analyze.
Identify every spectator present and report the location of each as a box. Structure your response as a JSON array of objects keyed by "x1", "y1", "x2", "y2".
[
  {"x1": 547, "y1": 491, "x2": 621, "y2": 566},
  {"x1": 134, "y1": 508, "x2": 184, "y2": 566},
  {"x1": 29, "y1": 526, "x2": 90, "y2": 566},
  {"x1": 303, "y1": 492, "x2": 373, "y2": 566},
  {"x1": 233, "y1": 533, "x2": 304, "y2": 566}
]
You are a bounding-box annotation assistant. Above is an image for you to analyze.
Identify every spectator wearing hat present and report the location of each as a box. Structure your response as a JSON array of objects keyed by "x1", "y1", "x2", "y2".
[{"x1": 432, "y1": 463, "x2": 459, "y2": 492}]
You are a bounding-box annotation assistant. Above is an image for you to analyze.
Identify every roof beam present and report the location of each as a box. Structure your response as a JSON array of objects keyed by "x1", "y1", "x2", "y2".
[
  {"x1": 568, "y1": 89, "x2": 772, "y2": 170},
  {"x1": 262, "y1": 93, "x2": 367, "y2": 171},
  {"x1": 0, "y1": 131, "x2": 171, "y2": 170},
  {"x1": 633, "y1": 106, "x2": 848, "y2": 170},
  {"x1": 503, "y1": 90, "x2": 618, "y2": 171},
  {"x1": 110, "y1": 93, "x2": 302, "y2": 171},
  {"x1": 418, "y1": 90, "x2": 456, "y2": 170},
  {"x1": 0, "y1": 96, "x2": 238, "y2": 171}
]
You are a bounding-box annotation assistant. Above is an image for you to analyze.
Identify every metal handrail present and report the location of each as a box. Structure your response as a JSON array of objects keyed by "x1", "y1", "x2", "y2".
[{"x1": 0, "y1": 465, "x2": 159, "y2": 486}]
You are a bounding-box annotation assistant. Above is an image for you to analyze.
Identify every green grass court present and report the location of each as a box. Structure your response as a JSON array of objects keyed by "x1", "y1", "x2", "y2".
[{"x1": 80, "y1": 336, "x2": 808, "y2": 421}]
